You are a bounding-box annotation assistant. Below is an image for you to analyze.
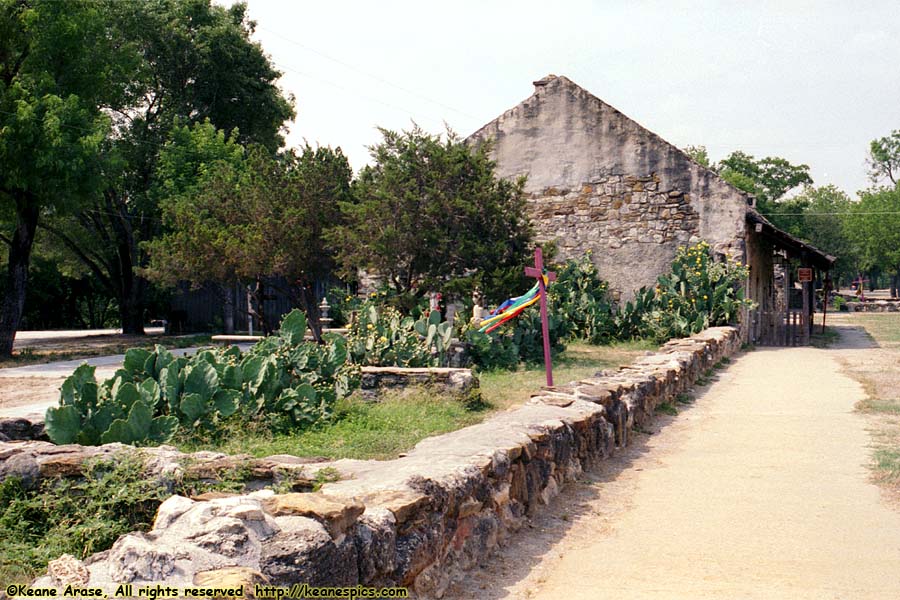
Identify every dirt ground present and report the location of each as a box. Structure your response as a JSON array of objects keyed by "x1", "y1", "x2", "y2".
[
  {"x1": 446, "y1": 325, "x2": 900, "y2": 599},
  {"x1": 1, "y1": 328, "x2": 205, "y2": 370},
  {"x1": 0, "y1": 377, "x2": 66, "y2": 410},
  {"x1": 0, "y1": 330, "x2": 211, "y2": 417}
]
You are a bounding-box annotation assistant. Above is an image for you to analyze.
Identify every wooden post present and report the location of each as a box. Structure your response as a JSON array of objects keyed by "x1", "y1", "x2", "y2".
[
  {"x1": 822, "y1": 274, "x2": 832, "y2": 334},
  {"x1": 783, "y1": 266, "x2": 790, "y2": 347},
  {"x1": 802, "y1": 279, "x2": 810, "y2": 345},
  {"x1": 524, "y1": 247, "x2": 557, "y2": 387}
]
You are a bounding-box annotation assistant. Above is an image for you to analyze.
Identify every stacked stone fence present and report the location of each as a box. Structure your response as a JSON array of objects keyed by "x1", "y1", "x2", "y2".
[
  {"x1": 844, "y1": 299, "x2": 900, "y2": 313},
  {"x1": 3, "y1": 326, "x2": 742, "y2": 598}
]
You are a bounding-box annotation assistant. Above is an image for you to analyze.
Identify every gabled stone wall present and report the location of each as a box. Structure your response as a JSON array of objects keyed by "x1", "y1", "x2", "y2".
[
  {"x1": 21, "y1": 326, "x2": 742, "y2": 599},
  {"x1": 467, "y1": 75, "x2": 749, "y2": 300}
]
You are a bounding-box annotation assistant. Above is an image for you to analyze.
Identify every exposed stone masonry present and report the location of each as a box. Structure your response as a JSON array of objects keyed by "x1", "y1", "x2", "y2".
[
  {"x1": 845, "y1": 300, "x2": 900, "y2": 312},
  {"x1": 466, "y1": 74, "x2": 748, "y2": 302},
  {"x1": 529, "y1": 175, "x2": 699, "y2": 255}
]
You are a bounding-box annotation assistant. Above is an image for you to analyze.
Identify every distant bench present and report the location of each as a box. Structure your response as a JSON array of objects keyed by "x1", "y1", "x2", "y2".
[{"x1": 210, "y1": 328, "x2": 349, "y2": 344}]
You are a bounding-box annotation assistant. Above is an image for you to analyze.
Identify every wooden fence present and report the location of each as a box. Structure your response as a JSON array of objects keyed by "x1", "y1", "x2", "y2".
[{"x1": 753, "y1": 309, "x2": 810, "y2": 346}]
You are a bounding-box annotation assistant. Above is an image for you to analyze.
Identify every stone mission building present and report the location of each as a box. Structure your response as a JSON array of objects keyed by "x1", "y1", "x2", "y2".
[{"x1": 467, "y1": 75, "x2": 833, "y2": 345}]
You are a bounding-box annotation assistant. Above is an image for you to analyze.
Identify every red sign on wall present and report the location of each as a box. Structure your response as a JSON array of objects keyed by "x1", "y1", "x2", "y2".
[{"x1": 798, "y1": 268, "x2": 813, "y2": 282}]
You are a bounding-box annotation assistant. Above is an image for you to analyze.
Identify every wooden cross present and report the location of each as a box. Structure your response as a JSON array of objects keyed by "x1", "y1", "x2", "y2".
[
  {"x1": 852, "y1": 274, "x2": 869, "y2": 301},
  {"x1": 524, "y1": 247, "x2": 557, "y2": 387}
]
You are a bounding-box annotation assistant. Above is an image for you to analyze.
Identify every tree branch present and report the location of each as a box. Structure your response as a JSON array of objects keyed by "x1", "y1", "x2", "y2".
[{"x1": 39, "y1": 222, "x2": 114, "y2": 291}]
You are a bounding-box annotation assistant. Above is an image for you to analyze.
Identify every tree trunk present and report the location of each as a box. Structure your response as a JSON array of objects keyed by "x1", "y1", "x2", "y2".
[
  {"x1": 247, "y1": 278, "x2": 272, "y2": 336},
  {"x1": 222, "y1": 282, "x2": 235, "y2": 335},
  {"x1": 0, "y1": 198, "x2": 39, "y2": 356},
  {"x1": 294, "y1": 279, "x2": 322, "y2": 343},
  {"x1": 892, "y1": 273, "x2": 899, "y2": 300},
  {"x1": 222, "y1": 281, "x2": 234, "y2": 335},
  {"x1": 119, "y1": 277, "x2": 146, "y2": 334},
  {"x1": 108, "y1": 196, "x2": 145, "y2": 335}
]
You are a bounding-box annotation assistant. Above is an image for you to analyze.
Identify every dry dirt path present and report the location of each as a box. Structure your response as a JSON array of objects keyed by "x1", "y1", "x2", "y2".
[{"x1": 447, "y1": 328, "x2": 900, "y2": 599}]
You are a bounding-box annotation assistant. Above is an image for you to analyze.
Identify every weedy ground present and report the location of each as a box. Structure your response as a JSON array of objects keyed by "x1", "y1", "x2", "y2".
[
  {"x1": 179, "y1": 340, "x2": 656, "y2": 460},
  {"x1": 828, "y1": 313, "x2": 900, "y2": 495},
  {"x1": 0, "y1": 339, "x2": 656, "y2": 582}
]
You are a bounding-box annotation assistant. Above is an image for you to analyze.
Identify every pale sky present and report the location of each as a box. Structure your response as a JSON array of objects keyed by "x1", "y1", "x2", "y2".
[{"x1": 236, "y1": 0, "x2": 900, "y2": 197}]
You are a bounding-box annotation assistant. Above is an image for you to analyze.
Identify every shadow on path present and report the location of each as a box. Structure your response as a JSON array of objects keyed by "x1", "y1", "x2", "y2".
[
  {"x1": 827, "y1": 324, "x2": 879, "y2": 350},
  {"x1": 443, "y1": 376, "x2": 722, "y2": 599}
]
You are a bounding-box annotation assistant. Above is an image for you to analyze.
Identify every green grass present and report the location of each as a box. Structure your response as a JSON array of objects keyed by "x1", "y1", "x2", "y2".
[
  {"x1": 479, "y1": 339, "x2": 656, "y2": 410},
  {"x1": 857, "y1": 398, "x2": 900, "y2": 415},
  {"x1": 874, "y1": 448, "x2": 900, "y2": 482},
  {"x1": 176, "y1": 340, "x2": 656, "y2": 460},
  {"x1": 675, "y1": 393, "x2": 694, "y2": 405},
  {"x1": 830, "y1": 312, "x2": 900, "y2": 346},
  {"x1": 810, "y1": 326, "x2": 841, "y2": 348},
  {"x1": 655, "y1": 402, "x2": 678, "y2": 416},
  {"x1": 177, "y1": 391, "x2": 491, "y2": 460},
  {"x1": 853, "y1": 314, "x2": 900, "y2": 344},
  {"x1": 830, "y1": 312, "x2": 900, "y2": 493}
]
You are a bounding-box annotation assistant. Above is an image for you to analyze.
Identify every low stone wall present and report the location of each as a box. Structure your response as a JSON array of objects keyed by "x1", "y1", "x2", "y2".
[
  {"x1": 360, "y1": 367, "x2": 477, "y2": 400},
  {"x1": 846, "y1": 300, "x2": 900, "y2": 312},
  {"x1": 16, "y1": 326, "x2": 741, "y2": 598},
  {"x1": 0, "y1": 440, "x2": 341, "y2": 492},
  {"x1": 0, "y1": 417, "x2": 45, "y2": 442}
]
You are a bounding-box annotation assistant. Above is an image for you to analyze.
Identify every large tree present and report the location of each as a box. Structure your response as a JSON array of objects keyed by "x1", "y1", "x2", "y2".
[
  {"x1": 846, "y1": 186, "x2": 900, "y2": 296},
  {"x1": 42, "y1": 0, "x2": 294, "y2": 334},
  {"x1": 772, "y1": 185, "x2": 858, "y2": 284},
  {"x1": 0, "y1": 0, "x2": 135, "y2": 355},
  {"x1": 332, "y1": 126, "x2": 533, "y2": 307},
  {"x1": 717, "y1": 151, "x2": 813, "y2": 214},
  {"x1": 868, "y1": 130, "x2": 900, "y2": 185},
  {"x1": 145, "y1": 122, "x2": 352, "y2": 340}
]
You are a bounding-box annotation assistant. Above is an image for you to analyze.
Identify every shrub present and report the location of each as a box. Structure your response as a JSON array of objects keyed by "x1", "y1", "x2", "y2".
[
  {"x1": 641, "y1": 242, "x2": 752, "y2": 341},
  {"x1": 346, "y1": 303, "x2": 453, "y2": 367},
  {"x1": 464, "y1": 329, "x2": 520, "y2": 371},
  {"x1": 466, "y1": 242, "x2": 753, "y2": 363},
  {"x1": 463, "y1": 295, "x2": 568, "y2": 370},
  {"x1": 45, "y1": 310, "x2": 359, "y2": 446},
  {"x1": 549, "y1": 253, "x2": 617, "y2": 344},
  {"x1": 833, "y1": 295, "x2": 847, "y2": 311},
  {"x1": 613, "y1": 286, "x2": 658, "y2": 340}
]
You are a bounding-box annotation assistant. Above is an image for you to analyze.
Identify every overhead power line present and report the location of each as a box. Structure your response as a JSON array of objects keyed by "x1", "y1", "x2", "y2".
[
  {"x1": 268, "y1": 60, "x2": 451, "y2": 125},
  {"x1": 763, "y1": 211, "x2": 900, "y2": 216},
  {"x1": 258, "y1": 25, "x2": 481, "y2": 123}
]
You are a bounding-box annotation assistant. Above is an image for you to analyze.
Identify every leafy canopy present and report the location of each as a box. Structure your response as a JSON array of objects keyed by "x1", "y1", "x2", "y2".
[
  {"x1": 846, "y1": 186, "x2": 900, "y2": 274},
  {"x1": 771, "y1": 185, "x2": 858, "y2": 281},
  {"x1": 37, "y1": 0, "x2": 295, "y2": 333},
  {"x1": 717, "y1": 151, "x2": 813, "y2": 212},
  {"x1": 0, "y1": 0, "x2": 123, "y2": 211},
  {"x1": 332, "y1": 125, "x2": 533, "y2": 305},
  {"x1": 145, "y1": 121, "x2": 352, "y2": 295},
  {"x1": 868, "y1": 130, "x2": 900, "y2": 185}
]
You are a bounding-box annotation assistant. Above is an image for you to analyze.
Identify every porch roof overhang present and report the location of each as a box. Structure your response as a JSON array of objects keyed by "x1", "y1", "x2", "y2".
[{"x1": 746, "y1": 209, "x2": 836, "y2": 271}]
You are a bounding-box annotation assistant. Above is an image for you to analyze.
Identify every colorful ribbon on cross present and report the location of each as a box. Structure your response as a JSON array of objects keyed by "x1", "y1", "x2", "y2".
[{"x1": 477, "y1": 274, "x2": 551, "y2": 334}]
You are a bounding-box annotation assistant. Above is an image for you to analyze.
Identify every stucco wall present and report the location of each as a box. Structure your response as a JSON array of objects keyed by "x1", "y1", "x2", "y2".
[{"x1": 467, "y1": 75, "x2": 749, "y2": 299}]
